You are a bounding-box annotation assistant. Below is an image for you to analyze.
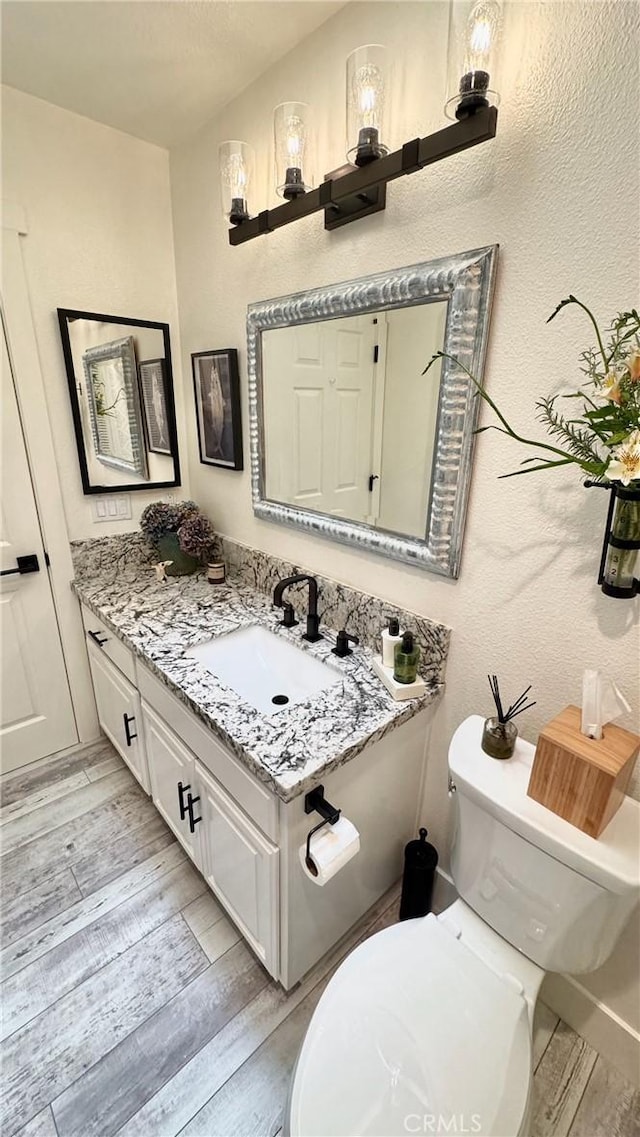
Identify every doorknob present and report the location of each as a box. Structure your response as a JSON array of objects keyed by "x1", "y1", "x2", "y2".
[
  {"x1": 0, "y1": 554, "x2": 40, "y2": 577},
  {"x1": 368, "y1": 475, "x2": 379, "y2": 492}
]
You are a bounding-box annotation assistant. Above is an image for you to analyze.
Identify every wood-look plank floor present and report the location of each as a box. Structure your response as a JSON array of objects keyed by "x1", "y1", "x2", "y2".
[{"x1": 1, "y1": 740, "x2": 637, "y2": 1137}]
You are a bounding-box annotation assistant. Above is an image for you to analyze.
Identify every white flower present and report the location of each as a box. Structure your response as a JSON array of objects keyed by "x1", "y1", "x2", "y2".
[
  {"x1": 601, "y1": 371, "x2": 623, "y2": 404},
  {"x1": 626, "y1": 348, "x2": 640, "y2": 381},
  {"x1": 605, "y1": 429, "x2": 640, "y2": 485}
]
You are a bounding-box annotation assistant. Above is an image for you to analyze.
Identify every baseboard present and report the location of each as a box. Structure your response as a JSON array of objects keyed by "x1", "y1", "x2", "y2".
[
  {"x1": 541, "y1": 971, "x2": 640, "y2": 1088},
  {"x1": 0, "y1": 733, "x2": 104, "y2": 779},
  {"x1": 433, "y1": 868, "x2": 640, "y2": 1087}
]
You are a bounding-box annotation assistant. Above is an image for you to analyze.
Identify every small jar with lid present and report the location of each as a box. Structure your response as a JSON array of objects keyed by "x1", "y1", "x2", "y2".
[{"x1": 207, "y1": 561, "x2": 226, "y2": 585}]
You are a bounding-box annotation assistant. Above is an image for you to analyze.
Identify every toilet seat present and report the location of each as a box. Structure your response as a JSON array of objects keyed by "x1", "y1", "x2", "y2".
[{"x1": 287, "y1": 913, "x2": 532, "y2": 1137}]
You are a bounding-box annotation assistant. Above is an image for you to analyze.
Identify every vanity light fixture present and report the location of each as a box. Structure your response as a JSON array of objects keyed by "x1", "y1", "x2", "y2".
[
  {"x1": 274, "y1": 102, "x2": 312, "y2": 199},
  {"x1": 219, "y1": 140, "x2": 255, "y2": 224},
  {"x1": 346, "y1": 44, "x2": 389, "y2": 166},
  {"x1": 445, "y1": 0, "x2": 503, "y2": 121},
  {"x1": 225, "y1": 10, "x2": 501, "y2": 246}
]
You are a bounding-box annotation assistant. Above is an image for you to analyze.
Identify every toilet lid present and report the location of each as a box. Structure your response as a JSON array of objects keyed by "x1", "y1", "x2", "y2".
[{"x1": 289, "y1": 914, "x2": 531, "y2": 1137}]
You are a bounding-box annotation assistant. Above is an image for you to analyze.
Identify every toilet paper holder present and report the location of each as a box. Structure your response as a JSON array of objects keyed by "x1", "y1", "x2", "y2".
[{"x1": 304, "y1": 785, "x2": 341, "y2": 866}]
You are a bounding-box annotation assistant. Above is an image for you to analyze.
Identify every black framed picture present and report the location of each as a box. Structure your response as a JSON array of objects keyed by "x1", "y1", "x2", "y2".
[
  {"x1": 191, "y1": 348, "x2": 243, "y2": 470},
  {"x1": 139, "y1": 358, "x2": 172, "y2": 455}
]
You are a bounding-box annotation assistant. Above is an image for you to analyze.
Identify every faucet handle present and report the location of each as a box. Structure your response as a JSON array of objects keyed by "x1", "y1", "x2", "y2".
[
  {"x1": 279, "y1": 601, "x2": 299, "y2": 629},
  {"x1": 331, "y1": 629, "x2": 359, "y2": 658},
  {"x1": 303, "y1": 612, "x2": 323, "y2": 643}
]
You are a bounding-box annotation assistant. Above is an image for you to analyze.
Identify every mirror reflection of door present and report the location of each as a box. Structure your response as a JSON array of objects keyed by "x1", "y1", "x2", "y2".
[
  {"x1": 261, "y1": 301, "x2": 447, "y2": 540},
  {"x1": 263, "y1": 315, "x2": 378, "y2": 522}
]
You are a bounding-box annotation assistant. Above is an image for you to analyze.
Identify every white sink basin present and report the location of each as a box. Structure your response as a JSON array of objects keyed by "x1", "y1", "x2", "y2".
[{"x1": 185, "y1": 624, "x2": 340, "y2": 715}]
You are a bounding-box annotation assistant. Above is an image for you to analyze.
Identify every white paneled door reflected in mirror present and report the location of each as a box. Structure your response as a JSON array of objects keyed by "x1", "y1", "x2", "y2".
[
  {"x1": 262, "y1": 302, "x2": 447, "y2": 541},
  {"x1": 249, "y1": 247, "x2": 498, "y2": 578},
  {"x1": 57, "y1": 309, "x2": 181, "y2": 494}
]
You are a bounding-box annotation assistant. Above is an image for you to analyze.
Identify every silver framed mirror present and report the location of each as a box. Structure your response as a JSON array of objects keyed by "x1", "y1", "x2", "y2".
[
  {"x1": 83, "y1": 335, "x2": 148, "y2": 479},
  {"x1": 247, "y1": 245, "x2": 498, "y2": 577}
]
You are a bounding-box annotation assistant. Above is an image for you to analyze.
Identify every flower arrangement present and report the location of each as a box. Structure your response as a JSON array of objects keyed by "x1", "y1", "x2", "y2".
[
  {"x1": 424, "y1": 298, "x2": 640, "y2": 597},
  {"x1": 424, "y1": 297, "x2": 640, "y2": 486},
  {"x1": 139, "y1": 500, "x2": 199, "y2": 543},
  {"x1": 178, "y1": 512, "x2": 217, "y2": 564},
  {"x1": 140, "y1": 500, "x2": 216, "y2": 576},
  {"x1": 93, "y1": 377, "x2": 127, "y2": 418}
]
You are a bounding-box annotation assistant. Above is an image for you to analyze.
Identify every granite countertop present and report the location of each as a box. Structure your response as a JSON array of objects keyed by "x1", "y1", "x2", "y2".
[{"x1": 73, "y1": 558, "x2": 442, "y2": 803}]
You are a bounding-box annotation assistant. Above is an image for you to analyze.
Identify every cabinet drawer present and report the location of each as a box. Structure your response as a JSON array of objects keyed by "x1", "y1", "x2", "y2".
[
  {"x1": 81, "y1": 604, "x2": 136, "y2": 685},
  {"x1": 87, "y1": 642, "x2": 149, "y2": 792},
  {"x1": 137, "y1": 663, "x2": 278, "y2": 842}
]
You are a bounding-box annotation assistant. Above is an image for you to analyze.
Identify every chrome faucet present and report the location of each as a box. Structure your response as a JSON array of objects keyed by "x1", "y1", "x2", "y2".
[{"x1": 273, "y1": 574, "x2": 322, "y2": 642}]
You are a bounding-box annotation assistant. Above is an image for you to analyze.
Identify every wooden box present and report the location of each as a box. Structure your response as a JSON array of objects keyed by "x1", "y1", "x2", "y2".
[{"x1": 527, "y1": 705, "x2": 639, "y2": 838}]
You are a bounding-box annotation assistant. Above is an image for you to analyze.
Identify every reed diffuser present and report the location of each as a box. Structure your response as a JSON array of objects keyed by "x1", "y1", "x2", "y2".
[{"x1": 482, "y1": 675, "x2": 536, "y2": 759}]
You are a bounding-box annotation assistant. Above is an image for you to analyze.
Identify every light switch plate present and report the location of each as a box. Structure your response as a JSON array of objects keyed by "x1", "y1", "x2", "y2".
[{"x1": 91, "y1": 494, "x2": 132, "y2": 523}]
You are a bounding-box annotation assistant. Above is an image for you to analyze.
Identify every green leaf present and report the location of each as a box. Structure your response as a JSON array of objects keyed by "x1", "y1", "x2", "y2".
[
  {"x1": 498, "y1": 459, "x2": 576, "y2": 478},
  {"x1": 547, "y1": 296, "x2": 577, "y2": 324},
  {"x1": 421, "y1": 352, "x2": 445, "y2": 376}
]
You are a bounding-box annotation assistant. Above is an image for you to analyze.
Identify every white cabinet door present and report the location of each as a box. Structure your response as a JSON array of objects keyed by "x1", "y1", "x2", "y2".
[
  {"x1": 87, "y1": 642, "x2": 149, "y2": 792},
  {"x1": 197, "y1": 761, "x2": 279, "y2": 977},
  {"x1": 142, "y1": 700, "x2": 201, "y2": 863}
]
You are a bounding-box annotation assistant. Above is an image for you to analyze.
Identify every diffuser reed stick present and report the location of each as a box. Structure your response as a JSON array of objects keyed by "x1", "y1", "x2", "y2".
[
  {"x1": 488, "y1": 675, "x2": 537, "y2": 724},
  {"x1": 482, "y1": 676, "x2": 536, "y2": 759}
]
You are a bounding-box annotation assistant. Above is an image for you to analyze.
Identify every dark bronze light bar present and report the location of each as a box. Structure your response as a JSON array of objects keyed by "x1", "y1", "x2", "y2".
[{"x1": 228, "y1": 106, "x2": 497, "y2": 246}]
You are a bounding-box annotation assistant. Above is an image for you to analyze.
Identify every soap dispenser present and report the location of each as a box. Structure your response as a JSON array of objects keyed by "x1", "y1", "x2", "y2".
[
  {"x1": 394, "y1": 630, "x2": 420, "y2": 684},
  {"x1": 381, "y1": 616, "x2": 402, "y2": 668}
]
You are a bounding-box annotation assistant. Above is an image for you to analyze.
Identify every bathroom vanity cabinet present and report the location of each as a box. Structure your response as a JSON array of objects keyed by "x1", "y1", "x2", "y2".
[{"x1": 81, "y1": 602, "x2": 430, "y2": 988}]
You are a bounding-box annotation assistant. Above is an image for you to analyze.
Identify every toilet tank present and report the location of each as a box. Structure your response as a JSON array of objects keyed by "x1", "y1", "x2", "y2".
[{"x1": 448, "y1": 716, "x2": 640, "y2": 973}]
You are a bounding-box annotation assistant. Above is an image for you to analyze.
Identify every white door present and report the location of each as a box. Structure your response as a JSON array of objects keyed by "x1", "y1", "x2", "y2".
[
  {"x1": 141, "y1": 700, "x2": 201, "y2": 862},
  {"x1": 327, "y1": 315, "x2": 377, "y2": 520},
  {"x1": 197, "y1": 761, "x2": 279, "y2": 976},
  {"x1": 263, "y1": 316, "x2": 378, "y2": 521},
  {"x1": 0, "y1": 326, "x2": 77, "y2": 772},
  {"x1": 87, "y1": 643, "x2": 149, "y2": 792}
]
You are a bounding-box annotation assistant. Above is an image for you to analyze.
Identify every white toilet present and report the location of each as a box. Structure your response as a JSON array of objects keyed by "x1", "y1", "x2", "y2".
[{"x1": 286, "y1": 715, "x2": 640, "y2": 1137}]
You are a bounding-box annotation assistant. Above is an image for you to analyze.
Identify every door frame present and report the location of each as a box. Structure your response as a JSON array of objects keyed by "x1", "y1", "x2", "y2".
[{"x1": 2, "y1": 205, "x2": 98, "y2": 745}]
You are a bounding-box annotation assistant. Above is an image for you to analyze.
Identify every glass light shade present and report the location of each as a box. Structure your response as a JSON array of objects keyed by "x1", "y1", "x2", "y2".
[
  {"x1": 218, "y1": 140, "x2": 254, "y2": 225},
  {"x1": 346, "y1": 44, "x2": 389, "y2": 166},
  {"x1": 445, "y1": 0, "x2": 503, "y2": 121},
  {"x1": 274, "y1": 102, "x2": 312, "y2": 199}
]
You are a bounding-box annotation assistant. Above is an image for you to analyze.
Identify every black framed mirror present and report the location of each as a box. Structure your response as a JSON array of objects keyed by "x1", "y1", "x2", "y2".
[{"x1": 58, "y1": 308, "x2": 181, "y2": 494}]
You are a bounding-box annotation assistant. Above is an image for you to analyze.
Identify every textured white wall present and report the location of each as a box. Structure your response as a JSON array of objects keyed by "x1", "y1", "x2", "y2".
[
  {"x1": 1, "y1": 85, "x2": 188, "y2": 538},
  {"x1": 170, "y1": 0, "x2": 639, "y2": 1035}
]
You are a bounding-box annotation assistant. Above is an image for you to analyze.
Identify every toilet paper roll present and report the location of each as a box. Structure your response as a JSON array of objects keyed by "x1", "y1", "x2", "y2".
[{"x1": 299, "y1": 817, "x2": 360, "y2": 886}]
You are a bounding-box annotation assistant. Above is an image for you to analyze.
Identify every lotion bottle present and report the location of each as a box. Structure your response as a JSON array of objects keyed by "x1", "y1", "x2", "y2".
[
  {"x1": 394, "y1": 630, "x2": 420, "y2": 684},
  {"x1": 381, "y1": 616, "x2": 402, "y2": 668}
]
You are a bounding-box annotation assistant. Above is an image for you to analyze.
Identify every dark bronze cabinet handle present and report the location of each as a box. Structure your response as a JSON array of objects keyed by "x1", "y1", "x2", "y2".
[
  {"x1": 178, "y1": 781, "x2": 191, "y2": 821},
  {"x1": 88, "y1": 629, "x2": 109, "y2": 647},
  {"x1": 123, "y1": 713, "x2": 137, "y2": 746},
  {"x1": 187, "y1": 792, "x2": 202, "y2": 834}
]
